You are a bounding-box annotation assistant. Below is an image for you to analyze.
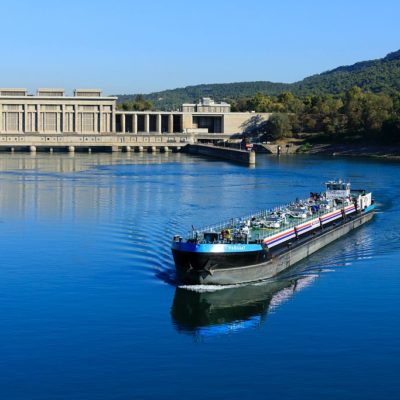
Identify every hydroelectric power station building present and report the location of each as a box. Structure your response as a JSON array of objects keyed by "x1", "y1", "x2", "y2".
[{"x1": 0, "y1": 88, "x2": 270, "y2": 151}]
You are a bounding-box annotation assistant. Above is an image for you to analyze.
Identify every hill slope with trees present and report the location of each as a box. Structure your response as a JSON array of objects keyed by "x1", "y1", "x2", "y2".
[{"x1": 116, "y1": 50, "x2": 400, "y2": 110}]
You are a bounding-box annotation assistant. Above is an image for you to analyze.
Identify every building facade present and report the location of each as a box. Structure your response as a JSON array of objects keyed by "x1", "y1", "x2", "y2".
[
  {"x1": 181, "y1": 97, "x2": 231, "y2": 113},
  {"x1": 0, "y1": 88, "x2": 116, "y2": 135},
  {"x1": 0, "y1": 89, "x2": 269, "y2": 136}
]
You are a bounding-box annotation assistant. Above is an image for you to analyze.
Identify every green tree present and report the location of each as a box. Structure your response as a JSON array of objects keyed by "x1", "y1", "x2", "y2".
[
  {"x1": 277, "y1": 91, "x2": 304, "y2": 113},
  {"x1": 264, "y1": 113, "x2": 292, "y2": 139},
  {"x1": 343, "y1": 86, "x2": 365, "y2": 132},
  {"x1": 362, "y1": 93, "x2": 393, "y2": 132},
  {"x1": 117, "y1": 95, "x2": 154, "y2": 111},
  {"x1": 249, "y1": 92, "x2": 273, "y2": 112}
]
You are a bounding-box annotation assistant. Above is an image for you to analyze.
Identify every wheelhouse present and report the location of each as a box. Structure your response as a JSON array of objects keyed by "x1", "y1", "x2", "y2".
[{"x1": 325, "y1": 180, "x2": 351, "y2": 200}]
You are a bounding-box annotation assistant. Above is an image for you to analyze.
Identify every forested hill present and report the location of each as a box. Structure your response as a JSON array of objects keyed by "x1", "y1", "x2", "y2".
[
  {"x1": 116, "y1": 81, "x2": 291, "y2": 110},
  {"x1": 291, "y1": 49, "x2": 400, "y2": 95},
  {"x1": 116, "y1": 49, "x2": 400, "y2": 110}
]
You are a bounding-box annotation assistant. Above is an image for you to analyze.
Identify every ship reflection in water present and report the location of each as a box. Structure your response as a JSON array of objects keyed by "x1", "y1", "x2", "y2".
[{"x1": 171, "y1": 273, "x2": 317, "y2": 337}]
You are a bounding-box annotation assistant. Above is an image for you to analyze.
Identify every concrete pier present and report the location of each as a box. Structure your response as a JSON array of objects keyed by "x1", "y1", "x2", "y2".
[
  {"x1": 254, "y1": 143, "x2": 301, "y2": 154},
  {"x1": 186, "y1": 144, "x2": 256, "y2": 166}
]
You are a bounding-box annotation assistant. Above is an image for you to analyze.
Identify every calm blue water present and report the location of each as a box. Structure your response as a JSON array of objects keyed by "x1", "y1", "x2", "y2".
[{"x1": 0, "y1": 152, "x2": 399, "y2": 400}]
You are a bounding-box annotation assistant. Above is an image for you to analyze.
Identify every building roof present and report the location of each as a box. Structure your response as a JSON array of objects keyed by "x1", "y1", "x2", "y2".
[{"x1": 0, "y1": 88, "x2": 116, "y2": 99}]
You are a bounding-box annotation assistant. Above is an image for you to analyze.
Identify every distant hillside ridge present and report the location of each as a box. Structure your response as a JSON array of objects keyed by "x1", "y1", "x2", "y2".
[
  {"x1": 291, "y1": 49, "x2": 400, "y2": 95},
  {"x1": 116, "y1": 81, "x2": 291, "y2": 110},
  {"x1": 116, "y1": 49, "x2": 400, "y2": 110}
]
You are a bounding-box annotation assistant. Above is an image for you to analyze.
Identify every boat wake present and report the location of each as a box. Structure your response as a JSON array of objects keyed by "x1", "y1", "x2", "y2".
[{"x1": 178, "y1": 283, "x2": 245, "y2": 292}]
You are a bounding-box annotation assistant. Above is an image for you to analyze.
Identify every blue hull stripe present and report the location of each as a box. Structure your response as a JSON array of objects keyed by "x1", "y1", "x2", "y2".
[
  {"x1": 266, "y1": 232, "x2": 296, "y2": 247},
  {"x1": 295, "y1": 218, "x2": 321, "y2": 235},
  {"x1": 172, "y1": 242, "x2": 263, "y2": 253},
  {"x1": 363, "y1": 204, "x2": 376, "y2": 213},
  {"x1": 321, "y1": 211, "x2": 342, "y2": 224},
  {"x1": 297, "y1": 225, "x2": 316, "y2": 234}
]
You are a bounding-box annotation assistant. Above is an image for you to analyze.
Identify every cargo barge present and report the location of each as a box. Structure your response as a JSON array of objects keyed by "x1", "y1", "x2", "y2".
[{"x1": 171, "y1": 180, "x2": 375, "y2": 285}]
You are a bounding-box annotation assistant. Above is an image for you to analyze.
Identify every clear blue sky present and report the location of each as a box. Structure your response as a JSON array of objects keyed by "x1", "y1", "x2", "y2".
[{"x1": 1, "y1": 0, "x2": 399, "y2": 95}]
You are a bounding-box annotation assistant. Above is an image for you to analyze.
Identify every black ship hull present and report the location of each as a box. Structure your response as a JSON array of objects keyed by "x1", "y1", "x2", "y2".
[{"x1": 172, "y1": 210, "x2": 375, "y2": 285}]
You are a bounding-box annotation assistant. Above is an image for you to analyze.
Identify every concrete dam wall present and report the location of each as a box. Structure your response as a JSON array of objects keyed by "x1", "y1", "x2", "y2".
[{"x1": 186, "y1": 144, "x2": 256, "y2": 166}]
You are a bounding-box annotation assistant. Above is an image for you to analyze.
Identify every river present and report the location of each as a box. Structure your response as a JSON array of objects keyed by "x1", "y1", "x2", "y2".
[{"x1": 0, "y1": 152, "x2": 399, "y2": 399}]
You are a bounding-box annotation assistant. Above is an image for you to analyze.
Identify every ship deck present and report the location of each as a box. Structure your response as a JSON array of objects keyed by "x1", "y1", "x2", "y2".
[{"x1": 191, "y1": 202, "x2": 343, "y2": 244}]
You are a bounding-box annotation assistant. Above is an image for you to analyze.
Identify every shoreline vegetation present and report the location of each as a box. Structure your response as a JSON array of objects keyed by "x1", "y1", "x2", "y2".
[
  {"x1": 236, "y1": 87, "x2": 400, "y2": 149},
  {"x1": 308, "y1": 144, "x2": 400, "y2": 160},
  {"x1": 293, "y1": 142, "x2": 400, "y2": 160},
  {"x1": 238, "y1": 84, "x2": 400, "y2": 160}
]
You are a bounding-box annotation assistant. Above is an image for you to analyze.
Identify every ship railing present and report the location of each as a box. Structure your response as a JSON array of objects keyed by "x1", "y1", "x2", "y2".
[
  {"x1": 249, "y1": 212, "x2": 320, "y2": 242},
  {"x1": 188, "y1": 205, "x2": 287, "y2": 238},
  {"x1": 188, "y1": 198, "x2": 313, "y2": 239},
  {"x1": 188, "y1": 201, "x2": 347, "y2": 244}
]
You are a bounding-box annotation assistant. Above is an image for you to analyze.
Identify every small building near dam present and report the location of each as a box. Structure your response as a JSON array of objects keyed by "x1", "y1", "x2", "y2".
[{"x1": 0, "y1": 88, "x2": 270, "y2": 151}]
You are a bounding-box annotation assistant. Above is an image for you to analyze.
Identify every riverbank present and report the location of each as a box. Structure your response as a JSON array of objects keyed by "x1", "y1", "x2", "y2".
[
  {"x1": 303, "y1": 143, "x2": 400, "y2": 160},
  {"x1": 258, "y1": 138, "x2": 400, "y2": 160}
]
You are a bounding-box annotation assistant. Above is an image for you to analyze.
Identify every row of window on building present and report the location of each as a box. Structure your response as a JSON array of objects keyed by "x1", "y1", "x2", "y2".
[{"x1": 1, "y1": 112, "x2": 112, "y2": 133}]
